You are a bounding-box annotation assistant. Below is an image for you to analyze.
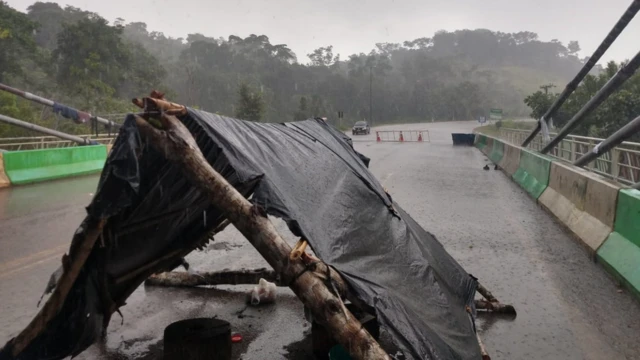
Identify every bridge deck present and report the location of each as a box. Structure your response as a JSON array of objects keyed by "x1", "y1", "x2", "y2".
[{"x1": 1, "y1": 121, "x2": 639, "y2": 359}]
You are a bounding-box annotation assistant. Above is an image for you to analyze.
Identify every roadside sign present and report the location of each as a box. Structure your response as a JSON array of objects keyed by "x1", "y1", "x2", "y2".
[
  {"x1": 478, "y1": 116, "x2": 486, "y2": 124},
  {"x1": 489, "y1": 109, "x2": 503, "y2": 120}
]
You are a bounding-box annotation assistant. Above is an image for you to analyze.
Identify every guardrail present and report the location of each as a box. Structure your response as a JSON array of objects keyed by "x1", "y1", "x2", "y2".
[
  {"x1": 0, "y1": 134, "x2": 117, "y2": 151},
  {"x1": 498, "y1": 128, "x2": 640, "y2": 185}
]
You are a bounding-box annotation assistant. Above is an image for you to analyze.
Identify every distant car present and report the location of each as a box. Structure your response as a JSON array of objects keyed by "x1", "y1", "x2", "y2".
[{"x1": 352, "y1": 121, "x2": 370, "y2": 135}]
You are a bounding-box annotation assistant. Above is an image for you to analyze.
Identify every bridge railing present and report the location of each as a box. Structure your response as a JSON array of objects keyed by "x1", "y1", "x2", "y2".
[
  {"x1": 0, "y1": 134, "x2": 117, "y2": 151},
  {"x1": 498, "y1": 127, "x2": 640, "y2": 185}
]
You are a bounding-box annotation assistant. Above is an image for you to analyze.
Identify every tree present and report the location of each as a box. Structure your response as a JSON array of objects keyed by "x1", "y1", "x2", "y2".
[
  {"x1": 524, "y1": 91, "x2": 556, "y2": 119},
  {"x1": 53, "y1": 15, "x2": 165, "y2": 105},
  {"x1": 294, "y1": 96, "x2": 309, "y2": 120},
  {"x1": 567, "y1": 41, "x2": 581, "y2": 55},
  {"x1": 26, "y1": 2, "x2": 95, "y2": 50},
  {"x1": 235, "y1": 83, "x2": 265, "y2": 121},
  {"x1": 0, "y1": 4, "x2": 591, "y2": 131},
  {"x1": 308, "y1": 46, "x2": 335, "y2": 66},
  {"x1": 53, "y1": 17, "x2": 129, "y2": 95},
  {"x1": 524, "y1": 60, "x2": 640, "y2": 141},
  {"x1": 0, "y1": 1, "x2": 38, "y2": 81}
]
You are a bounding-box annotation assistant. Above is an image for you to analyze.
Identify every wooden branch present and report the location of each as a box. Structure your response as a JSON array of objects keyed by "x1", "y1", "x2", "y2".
[
  {"x1": 132, "y1": 95, "x2": 187, "y2": 116},
  {"x1": 475, "y1": 282, "x2": 516, "y2": 315},
  {"x1": 475, "y1": 299, "x2": 517, "y2": 315},
  {"x1": 476, "y1": 332, "x2": 491, "y2": 360},
  {"x1": 134, "y1": 113, "x2": 389, "y2": 360},
  {"x1": 8, "y1": 217, "x2": 106, "y2": 356},
  {"x1": 477, "y1": 283, "x2": 499, "y2": 303},
  {"x1": 145, "y1": 268, "x2": 282, "y2": 287}
]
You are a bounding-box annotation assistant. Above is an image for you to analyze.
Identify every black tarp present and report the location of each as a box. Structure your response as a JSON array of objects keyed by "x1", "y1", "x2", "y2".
[{"x1": 1, "y1": 109, "x2": 480, "y2": 360}]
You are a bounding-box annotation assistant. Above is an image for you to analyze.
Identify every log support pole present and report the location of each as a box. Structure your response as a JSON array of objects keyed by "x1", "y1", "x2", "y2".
[
  {"x1": 475, "y1": 282, "x2": 517, "y2": 315},
  {"x1": 133, "y1": 111, "x2": 389, "y2": 360}
]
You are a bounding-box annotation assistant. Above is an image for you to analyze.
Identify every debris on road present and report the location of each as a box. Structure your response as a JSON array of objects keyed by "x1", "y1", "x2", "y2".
[
  {"x1": 231, "y1": 334, "x2": 243, "y2": 343},
  {"x1": 247, "y1": 278, "x2": 277, "y2": 306},
  {"x1": 145, "y1": 268, "x2": 281, "y2": 287},
  {"x1": 1, "y1": 92, "x2": 514, "y2": 360}
]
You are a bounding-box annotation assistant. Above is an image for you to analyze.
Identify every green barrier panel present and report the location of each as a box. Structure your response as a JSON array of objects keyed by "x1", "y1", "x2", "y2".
[
  {"x1": 613, "y1": 189, "x2": 640, "y2": 247},
  {"x1": 598, "y1": 232, "x2": 640, "y2": 298},
  {"x1": 476, "y1": 134, "x2": 487, "y2": 149},
  {"x1": 598, "y1": 189, "x2": 640, "y2": 298},
  {"x1": 512, "y1": 149, "x2": 551, "y2": 199},
  {"x1": 482, "y1": 137, "x2": 494, "y2": 156},
  {"x1": 3, "y1": 145, "x2": 107, "y2": 185},
  {"x1": 489, "y1": 139, "x2": 504, "y2": 163}
]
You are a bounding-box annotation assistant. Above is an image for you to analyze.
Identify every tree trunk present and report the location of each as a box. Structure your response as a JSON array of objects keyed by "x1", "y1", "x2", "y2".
[{"x1": 133, "y1": 112, "x2": 389, "y2": 360}]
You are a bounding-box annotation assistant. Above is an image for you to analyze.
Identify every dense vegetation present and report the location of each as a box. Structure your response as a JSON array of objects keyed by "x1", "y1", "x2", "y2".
[
  {"x1": 524, "y1": 61, "x2": 640, "y2": 141},
  {"x1": 1, "y1": 0, "x2": 622, "y2": 139}
]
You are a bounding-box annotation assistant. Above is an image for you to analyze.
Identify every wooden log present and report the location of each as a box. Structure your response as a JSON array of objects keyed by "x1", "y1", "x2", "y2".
[
  {"x1": 7, "y1": 217, "x2": 106, "y2": 356},
  {"x1": 145, "y1": 268, "x2": 282, "y2": 287},
  {"x1": 475, "y1": 299, "x2": 517, "y2": 315},
  {"x1": 133, "y1": 112, "x2": 389, "y2": 360},
  {"x1": 476, "y1": 282, "x2": 499, "y2": 303},
  {"x1": 476, "y1": 332, "x2": 491, "y2": 360},
  {"x1": 132, "y1": 93, "x2": 187, "y2": 116},
  {"x1": 475, "y1": 282, "x2": 517, "y2": 315}
]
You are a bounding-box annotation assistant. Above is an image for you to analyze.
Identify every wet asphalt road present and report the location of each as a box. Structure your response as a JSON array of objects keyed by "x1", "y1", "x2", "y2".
[{"x1": 1, "y1": 120, "x2": 640, "y2": 359}]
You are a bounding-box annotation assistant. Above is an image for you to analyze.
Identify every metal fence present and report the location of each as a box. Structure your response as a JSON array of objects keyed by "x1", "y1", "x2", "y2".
[
  {"x1": 498, "y1": 128, "x2": 640, "y2": 185},
  {"x1": 375, "y1": 130, "x2": 430, "y2": 142},
  {"x1": 0, "y1": 134, "x2": 117, "y2": 151}
]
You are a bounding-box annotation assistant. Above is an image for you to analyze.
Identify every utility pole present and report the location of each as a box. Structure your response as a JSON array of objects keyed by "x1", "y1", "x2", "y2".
[
  {"x1": 369, "y1": 66, "x2": 373, "y2": 126},
  {"x1": 540, "y1": 83, "x2": 556, "y2": 94}
]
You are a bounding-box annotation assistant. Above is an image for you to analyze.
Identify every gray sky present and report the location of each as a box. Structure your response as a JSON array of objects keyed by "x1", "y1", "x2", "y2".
[{"x1": 7, "y1": 0, "x2": 640, "y2": 64}]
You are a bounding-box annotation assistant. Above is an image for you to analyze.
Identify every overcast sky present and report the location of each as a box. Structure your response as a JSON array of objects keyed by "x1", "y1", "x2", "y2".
[{"x1": 7, "y1": 0, "x2": 640, "y2": 64}]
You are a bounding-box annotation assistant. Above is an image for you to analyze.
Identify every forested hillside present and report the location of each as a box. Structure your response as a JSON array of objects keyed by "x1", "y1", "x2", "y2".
[{"x1": 1, "y1": 1, "x2": 591, "y2": 136}]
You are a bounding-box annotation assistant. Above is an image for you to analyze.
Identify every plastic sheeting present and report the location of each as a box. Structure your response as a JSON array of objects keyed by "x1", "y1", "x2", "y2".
[{"x1": 0, "y1": 109, "x2": 480, "y2": 360}]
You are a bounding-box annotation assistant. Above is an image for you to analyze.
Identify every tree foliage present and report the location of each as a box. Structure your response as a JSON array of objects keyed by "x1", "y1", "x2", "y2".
[
  {"x1": 524, "y1": 61, "x2": 640, "y2": 141},
  {"x1": 0, "y1": 1, "x2": 38, "y2": 81},
  {"x1": 0, "y1": 1, "x2": 600, "y2": 138},
  {"x1": 235, "y1": 83, "x2": 265, "y2": 121}
]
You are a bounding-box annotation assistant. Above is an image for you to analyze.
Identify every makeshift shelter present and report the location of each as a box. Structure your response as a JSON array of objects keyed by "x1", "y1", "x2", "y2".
[{"x1": 0, "y1": 96, "x2": 503, "y2": 360}]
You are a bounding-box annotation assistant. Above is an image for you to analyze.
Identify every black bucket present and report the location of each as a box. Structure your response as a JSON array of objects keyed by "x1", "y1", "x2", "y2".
[{"x1": 164, "y1": 318, "x2": 231, "y2": 360}]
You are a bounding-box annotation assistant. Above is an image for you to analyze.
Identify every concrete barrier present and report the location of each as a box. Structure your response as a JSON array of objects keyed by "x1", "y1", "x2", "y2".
[
  {"x1": 488, "y1": 139, "x2": 504, "y2": 164},
  {"x1": 0, "y1": 152, "x2": 10, "y2": 188},
  {"x1": 475, "y1": 134, "x2": 487, "y2": 149},
  {"x1": 538, "y1": 162, "x2": 621, "y2": 252},
  {"x1": 3, "y1": 145, "x2": 107, "y2": 185},
  {"x1": 481, "y1": 136, "x2": 494, "y2": 156},
  {"x1": 499, "y1": 142, "x2": 521, "y2": 176},
  {"x1": 512, "y1": 149, "x2": 552, "y2": 199},
  {"x1": 473, "y1": 135, "x2": 639, "y2": 298},
  {"x1": 597, "y1": 189, "x2": 640, "y2": 298}
]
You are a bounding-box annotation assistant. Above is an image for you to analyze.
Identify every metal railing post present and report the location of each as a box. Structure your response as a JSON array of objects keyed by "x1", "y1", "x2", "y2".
[{"x1": 611, "y1": 149, "x2": 620, "y2": 179}]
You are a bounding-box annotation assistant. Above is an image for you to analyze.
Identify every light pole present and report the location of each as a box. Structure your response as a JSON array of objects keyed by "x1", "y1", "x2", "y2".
[{"x1": 369, "y1": 65, "x2": 373, "y2": 126}]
